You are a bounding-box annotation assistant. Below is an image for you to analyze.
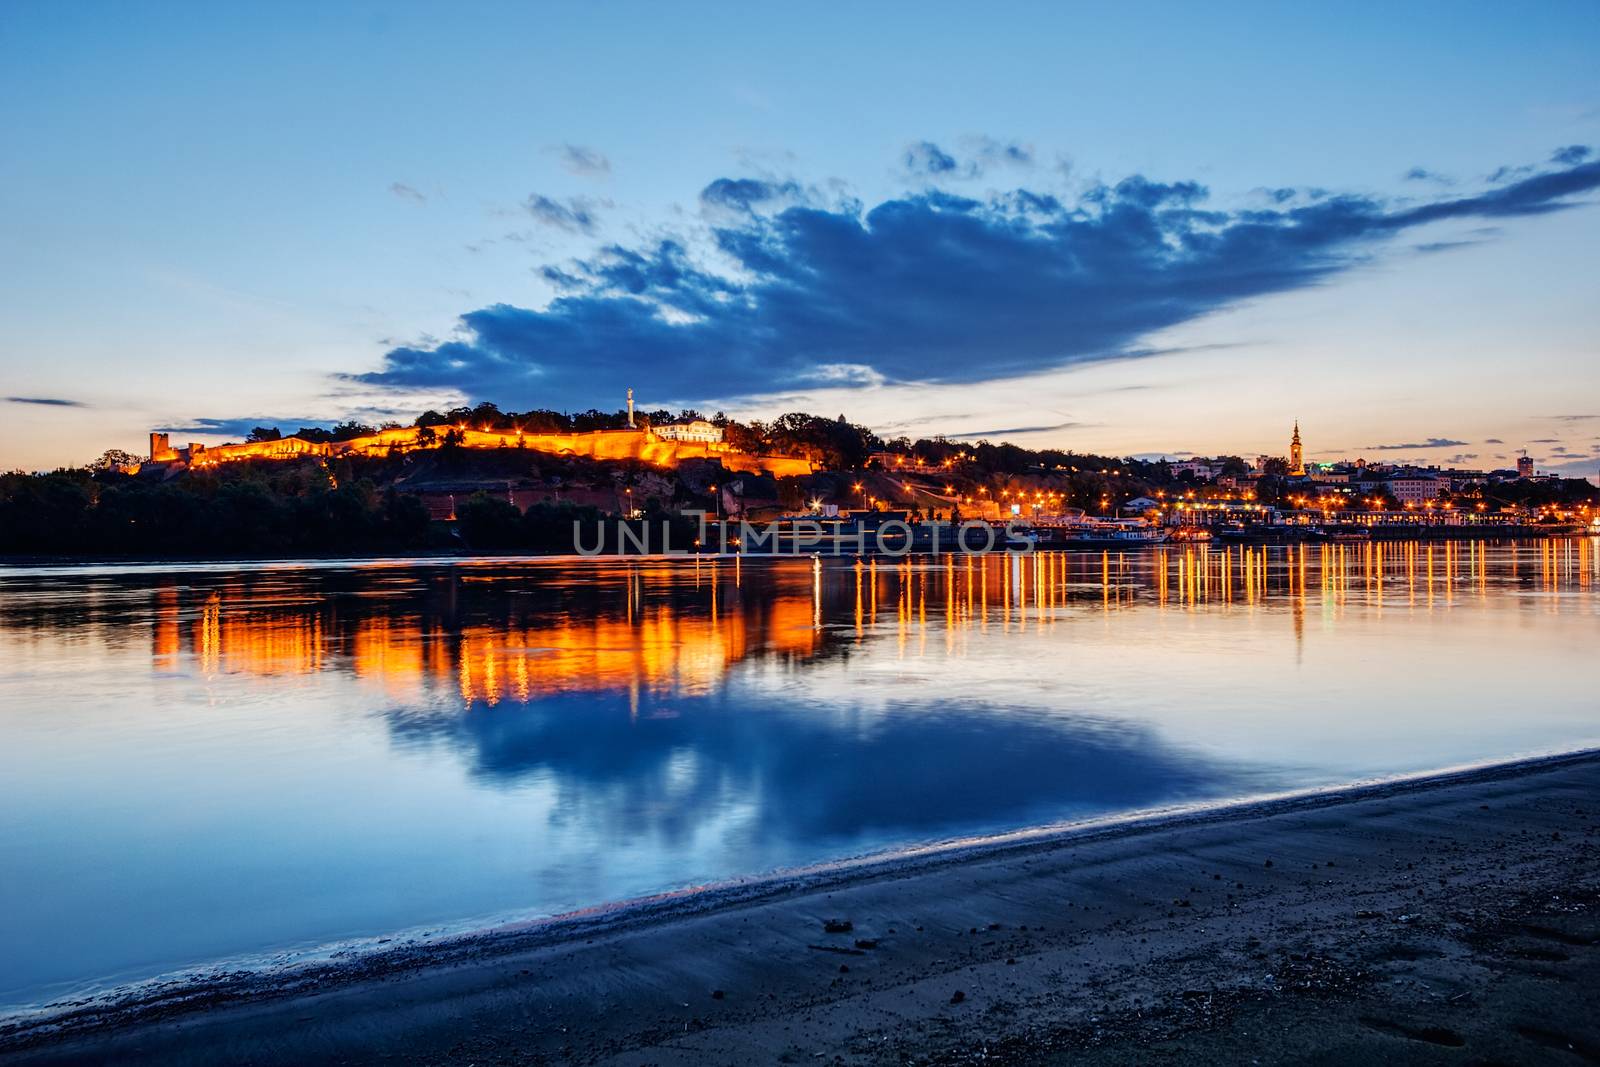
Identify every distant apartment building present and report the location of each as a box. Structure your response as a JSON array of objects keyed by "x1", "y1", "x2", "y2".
[
  {"x1": 1440, "y1": 468, "x2": 1490, "y2": 491},
  {"x1": 1170, "y1": 458, "x2": 1220, "y2": 480},
  {"x1": 1517, "y1": 455, "x2": 1535, "y2": 478},
  {"x1": 1386, "y1": 472, "x2": 1448, "y2": 503}
]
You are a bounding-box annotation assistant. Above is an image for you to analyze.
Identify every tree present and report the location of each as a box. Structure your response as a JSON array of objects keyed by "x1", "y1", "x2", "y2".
[
  {"x1": 93, "y1": 448, "x2": 141, "y2": 471},
  {"x1": 1217, "y1": 455, "x2": 1251, "y2": 478},
  {"x1": 246, "y1": 426, "x2": 282, "y2": 442},
  {"x1": 329, "y1": 421, "x2": 376, "y2": 441},
  {"x1": 456, "y1": 493, "x2": 524, "y2": 549}
]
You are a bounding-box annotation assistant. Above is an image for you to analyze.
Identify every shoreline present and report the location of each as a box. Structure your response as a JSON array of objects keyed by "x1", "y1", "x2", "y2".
[
  {"x1": 4, "y1": 746, "x2": 1598, "y2": 1063},
  {"x1": 1, "y1": 529, "x2": 1594, "y2": 573}
]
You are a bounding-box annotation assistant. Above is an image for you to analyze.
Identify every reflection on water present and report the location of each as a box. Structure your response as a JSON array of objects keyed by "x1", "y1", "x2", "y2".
[{"x1": 0, "y1": 540, "x2": 1596, "y2": 1010}]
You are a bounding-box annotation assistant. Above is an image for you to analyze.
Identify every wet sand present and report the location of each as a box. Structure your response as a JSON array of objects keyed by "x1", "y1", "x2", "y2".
[{"x1": 3, "y1": 751, "x2": 1598, "y2": 1065}]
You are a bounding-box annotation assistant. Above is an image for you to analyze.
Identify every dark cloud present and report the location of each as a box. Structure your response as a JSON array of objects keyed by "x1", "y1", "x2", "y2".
[
  {"x1": 903, "y1": 140, "x2": 960, "y2": 176},
  {"x1": 355, "y1": 149, "x2": 1600, "y2": 410},
  {"x1": 1483, "y1": 438, "x2": 1504, "y2": 444},
  {"x1": 156, "y1": 417, "x2": 331, "y2": 438},
  {"x1": 1551, "y1": 145, "x2": 1593, "y2": 166},
  {"x1": 1366, "y1": 438, "x2": 1470, "y2": 450},
  {"x1": 556, "y1": 144, "x2": 610, "y2": 177},
  {"x1": 6, "y1": 396, "x2": 85, "y2": 407},
  {"x1": 389, "y1": 182, "x2": 426, "y2": 205},
  {"x1": 525, "y1": 195, "x2": 601, "y2": 234}
]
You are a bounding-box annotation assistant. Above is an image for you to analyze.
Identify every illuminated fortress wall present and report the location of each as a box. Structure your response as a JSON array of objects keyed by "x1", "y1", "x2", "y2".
[{"x1": 162, "y1": 426, "x2": 813, "y2": 478}]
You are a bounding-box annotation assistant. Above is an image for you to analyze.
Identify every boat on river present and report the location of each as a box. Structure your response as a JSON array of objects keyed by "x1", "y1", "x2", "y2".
[{"x1": 1028, "y1": 518, "x2": 1170, "y2": 549}]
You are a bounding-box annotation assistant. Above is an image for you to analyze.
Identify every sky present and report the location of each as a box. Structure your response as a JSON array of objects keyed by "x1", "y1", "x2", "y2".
[{"x1": 2, "y1": 1, "x2": 1598, "y2": 478}]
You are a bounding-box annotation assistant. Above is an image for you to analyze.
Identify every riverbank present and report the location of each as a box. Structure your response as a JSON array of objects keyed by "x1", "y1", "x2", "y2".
[{"x1": 3, "y1": 751, "x2": 1597, "y2": 1064}]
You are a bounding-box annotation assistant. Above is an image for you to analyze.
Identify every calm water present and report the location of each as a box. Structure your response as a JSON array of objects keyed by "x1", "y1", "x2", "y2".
[{"x1": 2, "y1": 541, "x2": 1598, "y2": 1011}]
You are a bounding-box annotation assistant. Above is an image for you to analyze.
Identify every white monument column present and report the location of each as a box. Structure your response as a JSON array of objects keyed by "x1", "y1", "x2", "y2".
[{"x1": 627, "y1": 388, "x2": 635, "y2": 429}]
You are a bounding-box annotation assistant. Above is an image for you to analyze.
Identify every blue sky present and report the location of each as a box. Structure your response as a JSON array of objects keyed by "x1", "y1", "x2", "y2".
[{"x1": 2, "y1": 1, "x2": 1598, "y2": 477}]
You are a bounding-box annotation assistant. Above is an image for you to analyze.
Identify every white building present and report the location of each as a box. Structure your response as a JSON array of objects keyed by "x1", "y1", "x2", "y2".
[
  {"x1": 652, "y1": 419, "x2": 723, "y2": 443},
  {"x1": 1170, "y1": 459, "x2": 1220, "y2": 480},
  {"x1": 1387, "y1": 473, "x2": 1447, "y2": 503}
]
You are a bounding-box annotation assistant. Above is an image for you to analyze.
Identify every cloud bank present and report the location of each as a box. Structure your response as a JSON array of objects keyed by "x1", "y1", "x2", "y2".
[
  {"x1": 354, "y1": 149, "x2": 1600, "y2": 411},
  {"x1": 156, "y1": 416, "x2": 330, "y2": 438}
]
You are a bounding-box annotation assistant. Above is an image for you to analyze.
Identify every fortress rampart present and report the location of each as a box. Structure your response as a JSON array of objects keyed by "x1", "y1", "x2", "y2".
[{"x1": 147, "y1": 426, "x2": 813, "y2": 478}]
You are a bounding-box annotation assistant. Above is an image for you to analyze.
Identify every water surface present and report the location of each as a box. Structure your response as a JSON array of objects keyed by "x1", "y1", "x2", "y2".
[{"x1": 1, "y1": 541, "x2": 1597, "y2": 1010}]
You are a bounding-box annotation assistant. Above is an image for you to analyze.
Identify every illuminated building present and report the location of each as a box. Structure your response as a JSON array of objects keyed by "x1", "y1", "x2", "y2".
[
  {"x1": 1517, "y1": 455, "x2": 1535, "y2": 479},
  {"x1": 651, "y1": 419, "x2": 724, "y2": 443},
  {"x1": 1170, "y1": 459, "x2": 1221, "y2": 481},
  {"x1": 1290, "y1": 421, "x2": 1306, "y2": 477},
  {"x1": 1386, "y1": 472, "x2": 1447, "y2": 503}
]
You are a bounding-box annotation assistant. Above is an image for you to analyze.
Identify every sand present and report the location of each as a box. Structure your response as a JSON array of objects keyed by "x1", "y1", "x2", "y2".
[{"x1": 2, "y1": 751, "x2": 1597, "y2": 1065}]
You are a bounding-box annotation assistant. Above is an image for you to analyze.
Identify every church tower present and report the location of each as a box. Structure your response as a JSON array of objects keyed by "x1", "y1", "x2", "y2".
[{"x1": 1290, "y1": 421, "x2": 1306, "y2": 476}]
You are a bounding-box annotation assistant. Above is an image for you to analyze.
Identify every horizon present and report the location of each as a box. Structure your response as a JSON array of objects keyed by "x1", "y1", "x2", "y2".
[
  {"x1": 102, "y1": 404, "x2": 1588, "y2": 481},
  {"x1": 3, "y1": 3, "x2": 1599, "y2": 479}
]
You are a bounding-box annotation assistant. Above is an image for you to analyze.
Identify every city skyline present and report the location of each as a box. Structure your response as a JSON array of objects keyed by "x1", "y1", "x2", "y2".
[
  {"x1": 111, "y1": 408, "x2": 1597, "y2": 484},
  {"x1": 3, "y1": 2, "x2": 1599, "y2": 478}
]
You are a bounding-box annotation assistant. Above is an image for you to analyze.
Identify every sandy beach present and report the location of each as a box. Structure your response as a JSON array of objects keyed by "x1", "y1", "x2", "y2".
[{"x1": 3, "y1": 751, "x2": 1597, "y2": 1066}]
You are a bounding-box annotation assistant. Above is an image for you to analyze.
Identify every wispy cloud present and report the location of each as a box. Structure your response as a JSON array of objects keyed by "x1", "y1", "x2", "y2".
[
  {"x1": 903, "y1": 138, "x2": 1034, "y2": 180},
  {"x1": 389, "y1": 182, "x2": 427, "y2": 205},
  {"x1": 1403, "y1": 167, "x2": 1453, "y2": 185},
  {"x1": 947, "y1": 421, "x2": 1083, "y2": 439},
  {"x1": 525, "y1": 194, "x2": 603, "y2": 234},
  {"x1": 354, "y1": 146, "x2": 1600, "y2": 411},
  {"x1": 969, "y1": 136, "x2": 1034, "y2": 169},
  {"x1": 6, "y1": 396, "x2": 85, "y2": 407},
  {"x1": 1366, "y1": 438, "x2": 1470, "y2": 450},
  {"x1": 700, "y1": 178, "x2": 805, "y2": 213},
  {"x1": 903, "y1": 140, "x2": 960, "y2": 177},
  {"x1": 554, "y1": 144, "x2": 611, "y2": 178}
]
